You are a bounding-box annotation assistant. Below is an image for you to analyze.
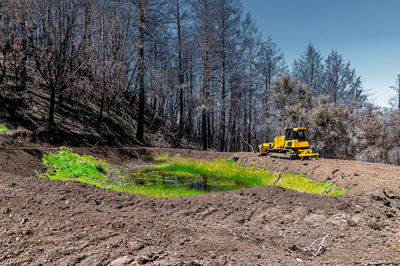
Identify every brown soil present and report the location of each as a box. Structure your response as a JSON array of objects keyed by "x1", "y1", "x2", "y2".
[{"x1": 1, "y1": 147, "x2": 400, "y2": 265}]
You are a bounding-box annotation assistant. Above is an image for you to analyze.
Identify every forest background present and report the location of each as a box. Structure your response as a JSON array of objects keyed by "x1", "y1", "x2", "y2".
[{"x1": 1, "y1": 0, "x2": 400, "y2": 164}]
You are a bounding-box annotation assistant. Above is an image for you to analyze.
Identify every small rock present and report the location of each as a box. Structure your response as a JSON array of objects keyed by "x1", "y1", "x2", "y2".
[
  {"x1": 296, "y1": 258, "x2": 303, "y2": 262},
  {"x1": 347, "y1": 218, "x2": 357, "y2": 227},
  {"x1": 304, "y1": 214, "x2": 325, "y2": 225},
  {"x1": 282, "y1": 213, "x2": 294, "y2": 222},
  {"x1": 385, "y1": 209, "x2": 396, "y2": 218},
  {"x1": 1, "y1": 207, "x2": 11, "y2": 214},
  {"x1": 371, "y1": 193, "x2": 384, "y2": 201},
  {"x1": 20, "y1": 218, "x2": 28, "y2": 225},
  {"x1": 65, "y1": 200, "x2": 70, "y2": 205},
  {"x1": 111, "y1": 221, "x2": 125, "y2": 229},
  {"x1": 367, "y1": 218, "x2": 382, "y2": 230},
  {"x1": 350, "y1": 214, "x2": 363, "y2": 224},
  {"x1": 22, "y1": 229, "x2": 32, "y2": 235},
  {"x1": 109, "y1": 256, "x2": 134, "y2": 266},
  {"x1": 353, "y1": 205, "x2": 363, "y2": 213},
  {"x1": 128, "y1": 241, "x2": 144, "y2": 250},
  {"x1": 337, "y1": 202, "x2": 348, "y2": 210},
  {"x1": 138, "y1": 253, "x2": 159, "y2": 264},
  {"x1": 327, "y1": 213, "x2": 347, "y2": 226}
]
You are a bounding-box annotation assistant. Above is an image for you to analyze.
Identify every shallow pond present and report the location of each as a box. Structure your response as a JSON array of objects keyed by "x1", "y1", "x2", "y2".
[{"x1": 126, "y1": 174, "x2": 241, "y2": 193}]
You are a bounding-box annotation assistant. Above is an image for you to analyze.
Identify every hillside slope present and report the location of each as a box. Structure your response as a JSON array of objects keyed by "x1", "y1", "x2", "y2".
[{"x1": 0, "y1": 85, "x2": 194, "y2": 148}]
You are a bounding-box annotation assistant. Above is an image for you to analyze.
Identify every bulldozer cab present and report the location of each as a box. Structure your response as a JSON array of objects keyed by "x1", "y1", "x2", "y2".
[{"x1": 285, "y1": 128, "x2": 307, "y2": 141}]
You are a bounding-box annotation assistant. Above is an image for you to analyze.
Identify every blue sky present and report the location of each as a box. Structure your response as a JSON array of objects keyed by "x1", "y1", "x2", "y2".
[{"x1": 241, "y1": 0, "x2": 400, "y2": 107}]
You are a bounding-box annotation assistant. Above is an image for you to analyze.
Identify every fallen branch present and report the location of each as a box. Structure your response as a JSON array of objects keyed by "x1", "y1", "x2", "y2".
[
  {"x1": 273, "y1": 174, "x2": 281, "y2": 186},
  {"x1": 302, "y1": 234, "x2": 329, "y2": 257},
  {"x1": 383, "y1": 188, "x2": 400, "y2": 200},
  {"x1": 91, "y1": 141, "x2": 99, "y2": 150}
]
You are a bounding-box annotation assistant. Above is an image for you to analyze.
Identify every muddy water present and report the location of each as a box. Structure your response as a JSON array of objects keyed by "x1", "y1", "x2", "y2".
[
  {"x1": 129, "y1": 175, "x2": 240, "y2": 192},
  {"x1": 165, "y1": 176, "x2": 239, "y2": 192}
]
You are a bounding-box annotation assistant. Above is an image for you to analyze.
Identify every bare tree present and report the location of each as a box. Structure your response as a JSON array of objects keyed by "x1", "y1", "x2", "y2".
[
  {"x1": 175, "y1": 0, "x2": 185, "y2": 133},
  {"x1": 191, "y1": 0, "x2": 216, "y2": 150},
  {"x1": 257, "y1": 35, "x2": 286, "y2": 139},
  {"x1": 215, "y1": 0, "x2": 241, "y2": 151},
  {"x1": 390, "y1": 74, "x2": 400, "y2": 111},
  {"x1": 133, "y1": 0, "x2": 146, "y2": 142},
  {"x1": 31, "y1": 0, "x2": 85, "y2": 129},
  {"x1": 96, "y1": 0, "x2": 106, "y2": 131},
  {"x1": 0, "y1": 0, "x2": 33, "y2": 91},
  {"x1": 293, "y1": 43, "x2": 324, "y2": 97},
  {"x1": 323, "y1": 50, "x2": 354, "y2": 105},
  {"x1": 241, "y1": 12, "x2": 260, "y2": 151}
]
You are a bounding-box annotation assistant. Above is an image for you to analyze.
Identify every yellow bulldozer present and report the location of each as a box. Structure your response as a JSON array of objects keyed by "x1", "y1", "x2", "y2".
[{"x1": 258, "y1": 127, "x2": 319, "y2": 159}]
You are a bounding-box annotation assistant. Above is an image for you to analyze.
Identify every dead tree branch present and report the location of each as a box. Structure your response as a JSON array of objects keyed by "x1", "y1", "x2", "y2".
[
  {"x1": 302, "y1": 234, "x2": 329, "y2": 257},
  {"x1": 239, "y1": 130, "x2": 255, "y2": 153},
  {"x1": 273, "y1": 174, "x2": 281, "y2": 186},
  {"x1": 383, "y1": 188, "x2": 400, "y2": 200},
  {"x1": 250, "y1": 106, "x2": 260, "y2": 145}
]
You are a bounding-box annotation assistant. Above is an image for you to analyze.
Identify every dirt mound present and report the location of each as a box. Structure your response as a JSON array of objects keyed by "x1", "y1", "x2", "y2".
[
  {"x1": 232, "y1": 152, "x2": 400, "y2": 196},
  {"x1": 1, "y1": 148, "x2": 400, "y2": 265}
]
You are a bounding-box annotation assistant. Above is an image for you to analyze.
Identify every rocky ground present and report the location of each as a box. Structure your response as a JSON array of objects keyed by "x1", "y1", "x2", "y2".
[{"x1": 1, "y1": 147, "x2": 400, "y2": 265}]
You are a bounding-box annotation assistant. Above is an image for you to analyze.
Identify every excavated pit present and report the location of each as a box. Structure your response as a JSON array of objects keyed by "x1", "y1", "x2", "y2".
[{"x1": 1, "y1": 147, "x2": 400, "y2": 265}]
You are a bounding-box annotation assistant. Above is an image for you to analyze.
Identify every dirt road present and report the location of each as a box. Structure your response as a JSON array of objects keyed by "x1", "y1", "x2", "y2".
[{"x1": 1, "y1": 147, "x2": 400, "y2": 265}]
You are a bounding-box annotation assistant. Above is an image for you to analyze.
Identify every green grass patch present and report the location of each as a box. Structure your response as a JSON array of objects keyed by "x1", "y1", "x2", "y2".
[
  {"x1": 0, "y1": 124, "x2": 8, "y2": 133},
  {"x1": 38, "y1": 148, "x2": 347, "y2": 198},
  {"x1": 39, "y1": 146, "x2": 109, "y2": 182},
  {"x1": 38, "y1": 147, "x2": 208, "y2": 198},
  {"x1": 154, "y1": 154, "x2": 169, "y2": 162}
]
